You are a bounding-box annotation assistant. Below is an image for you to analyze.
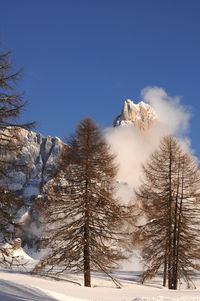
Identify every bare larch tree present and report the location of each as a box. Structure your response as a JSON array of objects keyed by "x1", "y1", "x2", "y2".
[
  {"x1": 0, "y1": 188, "x2": 24, "y2": 266},
  {"x1": 33, "y1": 117, "x2": 133, "y2": 287},
  {"x1": 136, "y1": 136, "x2": 200, "y2": 289},
  {"x1": 0, "y1": 40, "x2": 34, "y2": 265}
]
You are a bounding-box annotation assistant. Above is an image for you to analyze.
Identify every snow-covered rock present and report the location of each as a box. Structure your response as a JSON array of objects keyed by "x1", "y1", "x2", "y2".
[
  {"x1": 113, "y1": 99, "x2": 157, "y2": 130},
  {"x1": 0, "y1": 129, "x2": 63, "y2": 204},
  {"x1": 0, "y1": 100, "x2": 157, "y2": 204}
]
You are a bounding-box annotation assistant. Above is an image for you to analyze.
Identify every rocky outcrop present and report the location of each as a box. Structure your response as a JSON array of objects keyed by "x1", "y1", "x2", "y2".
[
  {"x1": 113, "y1": 99, "x2": 157, "y2": 130},
  {"x1": 1, "y1": 129, "x2": 63, "y2": 204},
  {"x1": 13, "y1": 238, "x2": 22, "y2": 250}
]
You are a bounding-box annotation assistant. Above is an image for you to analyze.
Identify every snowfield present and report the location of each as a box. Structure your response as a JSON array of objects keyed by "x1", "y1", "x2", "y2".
[
  {"x1": 0, "y1": 248, "x2": 200, "y2": 300},
  {"x1": 1, "y1": 268, "x2": 200, "y2": 300}
]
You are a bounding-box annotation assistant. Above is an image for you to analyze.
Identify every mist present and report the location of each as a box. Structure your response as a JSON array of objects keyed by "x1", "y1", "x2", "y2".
[{"x1": 105, "y1": 87, "x2": 191, "y2": 202}]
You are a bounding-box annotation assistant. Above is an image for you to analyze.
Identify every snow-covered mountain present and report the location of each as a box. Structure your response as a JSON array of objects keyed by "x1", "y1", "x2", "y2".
[
  {"x1": 1, "y1": 99, "x2": 157, "y2": 204},
  {"x1": 1, "y1": 128, "x2": 63, "y2": 203},
  {"x1": 113, "y1": 99, "x2": 157, "y2": 130}
]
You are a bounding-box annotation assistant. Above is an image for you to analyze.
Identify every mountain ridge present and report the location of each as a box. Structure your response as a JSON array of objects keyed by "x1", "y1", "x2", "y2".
[{"x1": 2, "y1": 99, "x2": 157, "y2": 203}]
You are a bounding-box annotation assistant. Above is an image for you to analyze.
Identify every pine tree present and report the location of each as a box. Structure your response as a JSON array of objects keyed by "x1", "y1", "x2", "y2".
[
  {"x1": 33, "y1": 118, "x2": 133, "y2": 287},
  {"x1": 136, "y1": 136, "x2": 200, "y2": 289},
  {"x1": 0, "y1": 40, "x2": 34, "y2": 264}
]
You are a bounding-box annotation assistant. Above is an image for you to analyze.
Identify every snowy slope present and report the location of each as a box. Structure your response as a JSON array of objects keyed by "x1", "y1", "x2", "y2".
[
  {"x1": 0, "y1": 249, "x2": 200, "y2": 301},
  {"x1": 0, "y1": 269, "x2": 200, "y2": 301}
]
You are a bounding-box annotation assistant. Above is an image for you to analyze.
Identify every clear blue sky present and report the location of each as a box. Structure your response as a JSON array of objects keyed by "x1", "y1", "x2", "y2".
[{"x1": 1, "y1": 1, "x2": 200, "y2": 157}]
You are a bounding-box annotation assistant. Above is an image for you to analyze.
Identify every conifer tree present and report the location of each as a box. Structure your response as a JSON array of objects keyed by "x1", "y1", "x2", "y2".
[
  {"x1": 0, "y1": 40, "x2": 34, "y2": 264},
  {"x1": 136, "y1": 136, "x2": 200, "y2": 289},
  {"x1": 0, "y1": 188, "x2": 24, "y2": 266},
  {"x1": 33, "y1": 118, "x2": 132, "y2": 287}
]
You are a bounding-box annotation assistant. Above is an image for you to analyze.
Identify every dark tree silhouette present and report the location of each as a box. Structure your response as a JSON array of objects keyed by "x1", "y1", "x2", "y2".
[
  {"x1": 0, "y1": 188, "x2": 24, "y2": 266},
  {"x1": 0, "y1": 40, "x2": 34, "y2": 265}
]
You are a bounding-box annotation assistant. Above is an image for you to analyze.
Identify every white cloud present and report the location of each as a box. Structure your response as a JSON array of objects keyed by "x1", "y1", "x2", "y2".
[
  {"x1": 105, "y1": 87, "x2": 192, "y2": 203},
  {"x1": 141, "y1": 86, "x2": 191, "y2": 136}
]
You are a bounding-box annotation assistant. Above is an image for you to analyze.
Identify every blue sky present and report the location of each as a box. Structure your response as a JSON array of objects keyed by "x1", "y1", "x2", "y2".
[{"x1": 1, "y1": 1, "x2": 200, "y2": 157}]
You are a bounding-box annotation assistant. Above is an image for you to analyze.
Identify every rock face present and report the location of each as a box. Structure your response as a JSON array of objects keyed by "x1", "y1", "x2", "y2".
[
  {"x1": 2, "y1": 129, "x2": 63, "y2": 203},
  {"x1": 1, "y1": 100, "x2": 156, "y2": 204},
  {"x1": 113, "y1": 99, "x2": 157, "y2": 130}
]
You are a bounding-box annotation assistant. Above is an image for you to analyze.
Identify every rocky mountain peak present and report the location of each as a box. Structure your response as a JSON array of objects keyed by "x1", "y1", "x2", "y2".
[{"x1": 113, "y1": 99, "x2": 157, "y2": 130}]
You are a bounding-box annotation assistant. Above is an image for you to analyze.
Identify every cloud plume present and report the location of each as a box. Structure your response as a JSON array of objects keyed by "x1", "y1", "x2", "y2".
[
  {"x1": 142, "y1": 86, "x2": 190, "y2": 136},
  {"x1": 105, "y1": 87, "x2": 191, "y2": 202}
]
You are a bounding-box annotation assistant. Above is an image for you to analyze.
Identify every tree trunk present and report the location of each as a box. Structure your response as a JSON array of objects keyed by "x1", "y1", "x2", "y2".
[
  {"x1": 163, "y1": 237, "x2": 168, "y2": 287},
  {"x1": 163, "y1": 255, "x2": 167, "y2": 287},
  {"x1": 84, "y1": 176, "x2": 91, "y2": 287},
  {"x1": 83, "y1": 209, "x2": 91, "y2": 287},
  {"x1": 168, "y1": 149, "x2": 173, "y2": 289},
  {"x1": 171, "y1": 200, "x2": 178, "y2": 289},
  {"x1": 84, "y1": 238, "x2": 91, "y2": 286},
  {"x1": 175, "y1": 163, "x2": 184, "y2": 290},
  {"x1": 172, "y1": 160, "x2": 180, "y2": 290}
]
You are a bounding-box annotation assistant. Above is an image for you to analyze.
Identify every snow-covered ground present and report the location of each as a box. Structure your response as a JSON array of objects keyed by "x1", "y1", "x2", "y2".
[
  {"x1": 1, "y1": 248, "x2": 200, "y2": 301},
  {"x1": 1, "y1": 269, "x2": 200, "y2": 301}
]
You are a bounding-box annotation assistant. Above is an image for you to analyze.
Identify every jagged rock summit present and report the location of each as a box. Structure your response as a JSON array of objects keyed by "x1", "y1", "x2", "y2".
[{"x1": 113, "y1": 99, "x2": 157, "y2": 130}]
